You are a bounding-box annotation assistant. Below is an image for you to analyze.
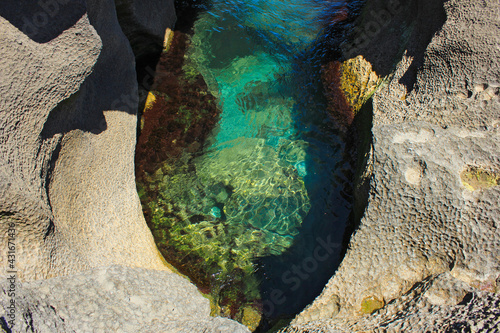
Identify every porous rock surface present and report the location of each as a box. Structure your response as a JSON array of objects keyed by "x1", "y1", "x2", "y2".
[
  {"x1": 0, "y1": 0, "x2": 165, "y2": 281},
  {"x1": 284, "y1": 273, "x2": 500, "y2": 332},
  {"x1": 1, "y1": 265, "x2": 249, "y2": 332},
  {"x1": 284, "y1": 0, "x2": 500, "y2": 331},
  {"x1": 0, "y1": 0, "x2": 248, "y2": 332}
]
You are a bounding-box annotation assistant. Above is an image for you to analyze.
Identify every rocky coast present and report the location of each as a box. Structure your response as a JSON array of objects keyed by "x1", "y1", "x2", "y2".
[{"x1": 1, "y1": 0, "x2": 499, "y2": 332}]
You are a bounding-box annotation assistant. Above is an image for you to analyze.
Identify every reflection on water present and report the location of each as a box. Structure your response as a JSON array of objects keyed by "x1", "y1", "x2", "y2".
[{"x1": 146, "y1": 0, "x2": 351, "y2": 328}]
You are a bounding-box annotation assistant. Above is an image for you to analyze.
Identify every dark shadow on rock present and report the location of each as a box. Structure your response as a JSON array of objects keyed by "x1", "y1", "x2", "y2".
[
  {"x1": 114, "y1": 0, "x2": 176, "y2": 60},
  {"x1": 174, "y1": 0, "x2": 206, "y2": 34},
  {"x1": 318, "y1": 0, "x2": 367, "y2": 63},
  {"x1": 40, "y1": 0, "x2": 143, "y2": 139},
  {"x1": 396, "y1": 0, "x2": 447, "y2": 93},
  {"x1": 340, "y1": 98, "x2": 373, "y2": 259},
  {"x1": 113, "y1": 1, "x2": 179, "y2": 135},
  {"x1": 40, "y1": 90, "x2": 108, "y2": 139},
  {"x1": 133, "y1": 0, "x2": 203, "y2": 140},
  {"x1": 338, "y1": 0, "x2": 447, "y2": 93},
  {"x1": 136, "y1": 52, "x2": 163, "y2": 117},
  {"x1": 0, "y1": 0, "x2": 86, "y2": 43},
  {"x1": 0, "y1": 316, "x2": 12, "y2": 333}
]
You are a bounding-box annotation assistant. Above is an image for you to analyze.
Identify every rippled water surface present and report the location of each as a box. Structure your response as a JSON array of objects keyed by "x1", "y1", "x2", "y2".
[{"x1": 148, "y1": 0, "x2": 351, "y2": 327}]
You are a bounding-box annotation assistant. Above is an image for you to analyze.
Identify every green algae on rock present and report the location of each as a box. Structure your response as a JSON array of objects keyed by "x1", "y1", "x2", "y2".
[
  {"x1": 135, "y1": 30, "x2": 220, "y2": 177},
  {"x1": 145, "y1": 137, "x2": 311, "y2": 319}
]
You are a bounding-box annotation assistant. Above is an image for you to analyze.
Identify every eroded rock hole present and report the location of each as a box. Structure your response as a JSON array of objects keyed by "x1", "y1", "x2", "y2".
[{"x1": 135, "y1": 0, "x2": 359, "y2": 330}]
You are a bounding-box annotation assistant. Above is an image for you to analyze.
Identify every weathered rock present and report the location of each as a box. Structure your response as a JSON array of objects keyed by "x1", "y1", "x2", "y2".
[
  {"x1": 322, "y1": 55, "x2": 383, "y2": 131},
  {"x1": 0, "y1": 0, "x2": 168, "y2": 281},
  {"x1": 0, "y1": 1, "x2": 249, "y2": 331},
  {"x1": 284, "y1": 0, "x2": 500, "y2": 331},
  {"x1": 281, "y1": 273, "x2": 500, "y2": 332},
  {"x1": 0, "y1": 265, "x2": 249, "y2": 332},
  {"x1": 0, "y1": 1, "x2": 102, "y2": 280}
]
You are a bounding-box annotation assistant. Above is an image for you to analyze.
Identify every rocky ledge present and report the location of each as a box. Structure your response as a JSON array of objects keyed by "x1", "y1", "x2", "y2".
[{"x1": 1, "y1": 265, "x2": 248, "y2": 332}]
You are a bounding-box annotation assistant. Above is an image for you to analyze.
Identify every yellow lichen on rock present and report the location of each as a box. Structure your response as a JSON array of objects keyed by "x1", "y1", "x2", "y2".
[
  {"x1": 460, "y1": 166, "x2": 500, "y2": 191},
  {"x1": 322, "y1": 55, "x2": 384, "y2": 131},
  {"x1": 143, "y1": 91, "x2": 172, "y2": 113},
  {"x1": 339, "y1": 55, "x2": 383, "y2": 115},
  {"x1": 163, "y1": 28, "x2": 174, "y2": 52},
  {"x1": 144, "y1": 91, "x2": 157, "y2": 111},
  {"x1": 360, "y1": 295, "x2": 384, "y2": 314}
]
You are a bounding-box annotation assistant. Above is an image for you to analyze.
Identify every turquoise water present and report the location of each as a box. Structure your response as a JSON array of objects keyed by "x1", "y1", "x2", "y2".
[
  {"x1": 184, "y1": 0, "x2": 351, "y2": 321},
  {"x1": 188, "y1": 0, "x2": 324, "y2": 147},
  {"x1": 186, "y1": 0, "x2": 331, "y2": 240},
  {"x1": 151, "y1": 0, "x2": 352, "y2": 325}
]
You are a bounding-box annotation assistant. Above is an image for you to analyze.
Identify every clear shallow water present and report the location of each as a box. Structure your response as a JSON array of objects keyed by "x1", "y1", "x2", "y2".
[{"x1": 150, "y1": 0, "x2": 351, "y2": 326}]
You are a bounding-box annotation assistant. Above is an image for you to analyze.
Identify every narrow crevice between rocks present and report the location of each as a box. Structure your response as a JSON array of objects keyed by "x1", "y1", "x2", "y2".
[
  {"x1": 0, "y1": 316, "x2": 12, "y2": 333},
  {"x1": 340, "y1": 98, "x2": 373, "y2": 259}
]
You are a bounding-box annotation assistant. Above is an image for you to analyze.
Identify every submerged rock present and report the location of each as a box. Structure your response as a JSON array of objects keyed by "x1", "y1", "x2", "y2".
[
  {"x1": 210, "y1": 206, "x2": 223, "y2": 219},
  {"x1": 144, "y1": 137, "x2": 311, "y2": 320},
  {"x1": 196, "y1": 138, "x2": 311, "y2": 237}
]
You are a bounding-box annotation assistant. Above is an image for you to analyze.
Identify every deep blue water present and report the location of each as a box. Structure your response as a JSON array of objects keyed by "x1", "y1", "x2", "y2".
[{"x1": 178, "y1": 0, "x2": 351, "y2": 323}]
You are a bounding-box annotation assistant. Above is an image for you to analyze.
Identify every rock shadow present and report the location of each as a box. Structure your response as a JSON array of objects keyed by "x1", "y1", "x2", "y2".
[
  {"x1": 0, "y1": 0, "x2": 86, "y2": 43},
  {"x1": 40, "y1": 89, "x2": 109, "y2": 138},
  {"x1": 338, "y1": 0, "x2": 447, "y2": 93}
]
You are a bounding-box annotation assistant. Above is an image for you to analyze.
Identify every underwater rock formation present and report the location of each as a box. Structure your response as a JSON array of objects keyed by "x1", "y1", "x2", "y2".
[{"x1": 136, "y1": 5, "x2": 314, "y2": 322}]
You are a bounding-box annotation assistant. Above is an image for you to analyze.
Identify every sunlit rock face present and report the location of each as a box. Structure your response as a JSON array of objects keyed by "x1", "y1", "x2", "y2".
[
  {"x1": 286, "y1": 0, "x2": 500, "y2": 331},
  {"x1": 0, "y1": 0, "x2": 172, "y2": 281}
]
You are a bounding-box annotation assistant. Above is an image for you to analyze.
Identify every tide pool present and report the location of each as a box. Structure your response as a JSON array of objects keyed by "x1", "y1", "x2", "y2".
[{"x1": 143, "y1": 0, "x2": 351, "y2": 327}]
